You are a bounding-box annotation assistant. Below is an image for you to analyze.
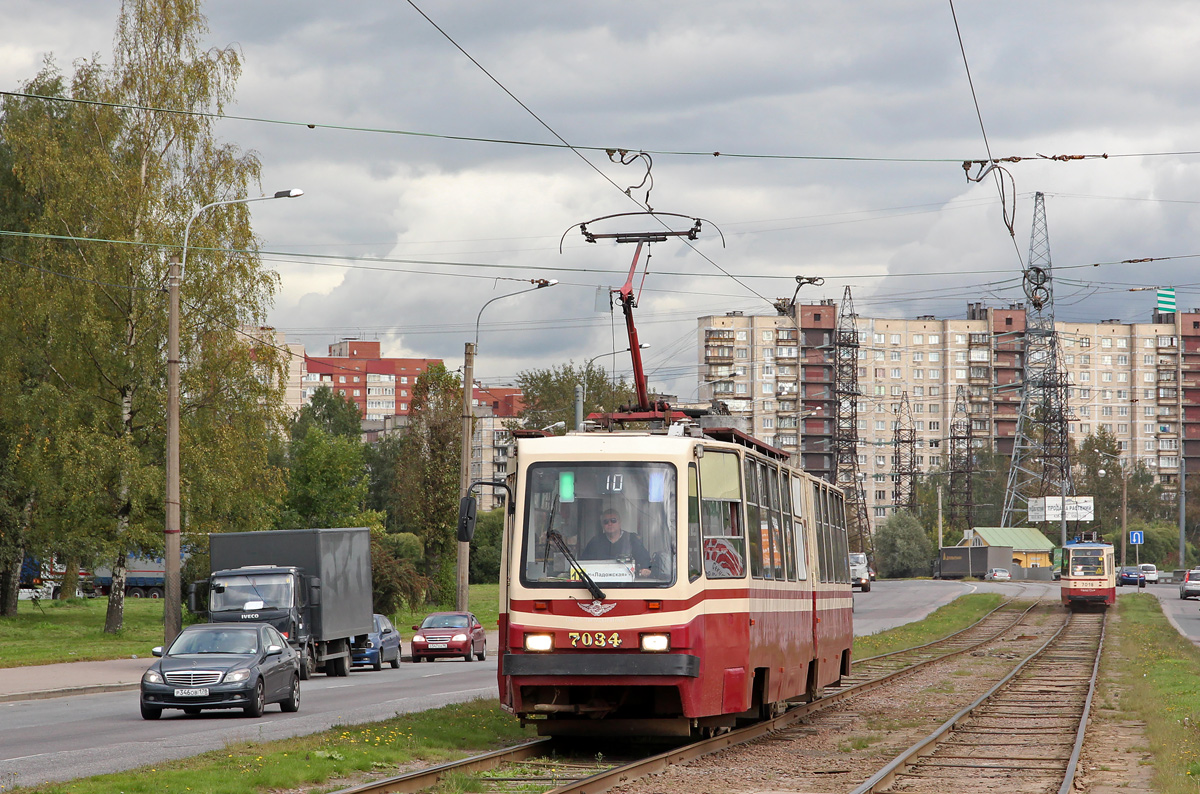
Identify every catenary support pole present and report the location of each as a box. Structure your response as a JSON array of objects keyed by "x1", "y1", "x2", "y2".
[{"x1": 458, "y1": 342, "x2": 475, "y2": 613}]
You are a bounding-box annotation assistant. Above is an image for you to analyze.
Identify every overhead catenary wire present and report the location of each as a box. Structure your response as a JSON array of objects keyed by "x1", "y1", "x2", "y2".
[
  {"x1": 3, "y1": 88, "x2": 1197, "y2": 167},
  {"x1": 947, "y1": 0, "x2": 1026, "y2": 267}
]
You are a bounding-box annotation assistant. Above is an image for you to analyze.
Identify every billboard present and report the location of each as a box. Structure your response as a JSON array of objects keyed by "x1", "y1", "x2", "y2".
[{"x1": 1026, "y1": 496, "x2": 1095, "y2": 522}]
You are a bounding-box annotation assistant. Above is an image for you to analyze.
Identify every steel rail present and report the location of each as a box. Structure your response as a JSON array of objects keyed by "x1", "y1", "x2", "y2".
[
  {"x1": 540, "y1": 601, "x2": 1049, "y2": 794},
  {"x1": 848, "y1": 610, "x2": 1104, "y2": 794},
  {"x1": 1060, "y1": 613, "x2": 1107, "y2": 794},
  {"x1": 330, "y1": 599, "x2": 1045, "y2": 794},
  {"x1": 327, "y1": 738, "x2": 552, "y2": 794},
  {"x1": 854, "y1": 596, "x2": 1019, "y2": 665}
]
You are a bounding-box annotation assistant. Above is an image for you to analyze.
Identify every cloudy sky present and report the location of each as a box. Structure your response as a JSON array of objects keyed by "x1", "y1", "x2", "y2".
[{"x1": 5, "y1": 1, "x2": 1200, "y2": 398}]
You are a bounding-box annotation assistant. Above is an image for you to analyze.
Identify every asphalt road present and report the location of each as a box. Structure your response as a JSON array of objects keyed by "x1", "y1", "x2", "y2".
[
  {"x1": 1146, "y1": 580, "x2": 1200, "y2": 645},
  {"x1": 0, "y1": 657, "x2": 498, "y2": 789},
  {"x1": 0, "y1": 580, "x2": 1049, "y2": 788},
  {"x1": 851, "y1": 577, "x2": 1059, "y2": 636}
]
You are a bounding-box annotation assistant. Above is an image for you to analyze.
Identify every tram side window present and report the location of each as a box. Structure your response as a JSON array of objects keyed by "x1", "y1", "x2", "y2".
[
  {"x1": 764, "y1": 463, "x2": 786, "y2": 580},
  {"x1": 822, "y1": 486, "x2": 837, "y2": 583},
  {"x1": 813, "y1": 483, "x2": 829, "y2": 583},
  {"x1": 790, "y1": 475, "x2": 808, "y2": 580},
  {"x1": 745, "y1": 457, "x2": 764, "y2": 579},
  {"x1": 776, "y1": 469, "x2": 795, "y2": 581},
  {"x1": 699, "y1": 451, "x2": 746, "y2": 578},
  {"x1": 687, "y1": 464, "x2": 702, "y2": 582},
  {"x1": 831, "y1": 491, "x2": 849, "y2": 583}
]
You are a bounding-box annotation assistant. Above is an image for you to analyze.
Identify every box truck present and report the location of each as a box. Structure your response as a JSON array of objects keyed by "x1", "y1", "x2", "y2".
[{"x1": 194, "y1": 528, "x2": 373, "y2": 679}]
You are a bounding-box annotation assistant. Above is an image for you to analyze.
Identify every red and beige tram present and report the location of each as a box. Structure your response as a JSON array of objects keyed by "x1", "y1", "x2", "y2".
[
  {"x1": 486, "y1": 427, "x2": 853, "y2": 737},
  {"x1": 1060, "y1": 540, "x2": 1116, "y2": 609}
]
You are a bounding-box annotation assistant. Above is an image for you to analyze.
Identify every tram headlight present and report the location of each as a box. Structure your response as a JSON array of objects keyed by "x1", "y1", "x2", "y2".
[
  {"x1": 640, "y1": 633, "x2": 670, "y2": 653},
  {"x1": 524, "y1": 633, "x2": 554, "y2": 652}
]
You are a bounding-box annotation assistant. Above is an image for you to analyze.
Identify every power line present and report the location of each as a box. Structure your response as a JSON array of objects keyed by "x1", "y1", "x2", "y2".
[{"x1": 5, "y1": 88, "x2": 1198, "y2": 166}]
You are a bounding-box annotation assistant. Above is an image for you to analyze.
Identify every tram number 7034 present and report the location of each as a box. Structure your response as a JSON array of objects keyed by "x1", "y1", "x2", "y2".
[{"x1": 567, "y1": 631, "x2": 623, "y2": 648}]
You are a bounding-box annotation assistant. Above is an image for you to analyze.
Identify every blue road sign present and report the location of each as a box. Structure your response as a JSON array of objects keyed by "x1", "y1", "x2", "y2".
[{"x1": 1130, "y1": 530, "x2": 1144, "y2": 545}]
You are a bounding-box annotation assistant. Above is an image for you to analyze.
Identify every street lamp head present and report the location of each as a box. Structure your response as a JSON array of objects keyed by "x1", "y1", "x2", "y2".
[
  {"x1": 1098, "y1": 468, "x2": 1106, "y2": 477},
  {"x1": 542, "y1": 421, "x2": 566, "y2": 432},
  {"x1": 274, "y1": 188, "x2": 304, "y2": 199},
  {"x1": 534, "y1": 278, "x2": 559, "y2": 288}
]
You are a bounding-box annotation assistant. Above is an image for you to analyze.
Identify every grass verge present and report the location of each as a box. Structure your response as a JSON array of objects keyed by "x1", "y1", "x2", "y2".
[
  {"x1": 0, "y1": 585, "x2": 502, "y2": 669},
  {"x1": 1106, "y1": 593, "x2": 1200, "y2": 792},
  {"x1": 852, "y1": 592, "x2": 1004, "y2": 659},
  {"x1": 0, "y1": 598, "x2": 168, "y2": 668},
  {"x1": 392, "y1": 584, "x2": 500, "y2": 634},
  {"x1": 14, "y1": 698, "x2": 532, "y2": 794}
]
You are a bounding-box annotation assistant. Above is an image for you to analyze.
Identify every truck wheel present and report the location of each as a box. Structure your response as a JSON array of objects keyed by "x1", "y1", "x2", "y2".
[
  {"x1": 328, "y1": 654, "x2": 348, "y2": 677},
  {"x1": 147, "y1": 587, "x2": 163, "y2": 599},
  {"x1": 299, "y1": 647, "x2": 314, "y2": 680},
  {"x1": 128, "y1": 587, "x2": 145, "y2": 598}
]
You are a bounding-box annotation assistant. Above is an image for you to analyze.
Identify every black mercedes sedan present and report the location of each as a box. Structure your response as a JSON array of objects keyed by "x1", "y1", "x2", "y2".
[{"x1": 140, "y1": 622, "x2": 300, "y2": 719}]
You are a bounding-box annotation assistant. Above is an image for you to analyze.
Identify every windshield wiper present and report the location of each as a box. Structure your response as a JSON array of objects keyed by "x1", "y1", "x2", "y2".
[
  {"x1": 546, "y1": 529, "x2": 606, "y2": 601},
  {"x1": 538, "y1": 494, "x2": 606, "y2": 601}
]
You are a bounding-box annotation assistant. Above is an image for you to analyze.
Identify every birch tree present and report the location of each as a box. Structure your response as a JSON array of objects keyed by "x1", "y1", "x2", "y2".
[{"x1": 1, "y1": 0, "x2": 287, "y2": 632}]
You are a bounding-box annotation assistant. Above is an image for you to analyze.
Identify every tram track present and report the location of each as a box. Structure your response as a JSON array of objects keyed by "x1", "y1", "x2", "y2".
[
  {"x1": 851, "y1": 610, "x2": 1105, "y2": 794},
  {"x1": 327, "y1": 598, "x2": 1054, "y2": 794}
]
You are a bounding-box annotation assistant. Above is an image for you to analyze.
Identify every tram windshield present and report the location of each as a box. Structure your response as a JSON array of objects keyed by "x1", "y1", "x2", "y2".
[
  {"x1": 1069, "y1": 550, "x2": 1105, "y2": 577},
  {"x1": 520, "y1": 462, "x2": 677, "y2": 589}
]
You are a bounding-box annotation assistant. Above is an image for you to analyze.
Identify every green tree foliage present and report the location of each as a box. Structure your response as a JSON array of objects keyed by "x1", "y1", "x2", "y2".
[
  {"x1": 291, "y1": 384, "x2": 362, "y2": 442},
  {"x1": 0, "y1": 0, "x2": 289, "y2": 631},
  {"x1": 1128, "y1": 521, "x2": 1192, "y2": 569},
  {"x1": 371, "y1": 532, "x2": 427, "y2": 615},
  {"x1": 516, "y1": 362, "x2": 633, "y2": 431},
  {"x1": 391, "y1": 364, "x2": 461, "y2": 603},
  {"x1": 875, "y1": 509, "x2": 933, "y2": 578},
  {"x1": 365, "y1": 433, "x2": 406, "y2": 533},
  {"x1": 469, "y1": 509, "x2": 504, "y2": 584},
  {"x1": 280, "y1": 426, "x2": 367, "y2": 528}
]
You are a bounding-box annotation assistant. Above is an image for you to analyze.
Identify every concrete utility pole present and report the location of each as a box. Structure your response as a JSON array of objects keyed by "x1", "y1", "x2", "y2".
[
  {"x1": 458, "y1": 279, "x2": 558, "y2": 611},
  {"x1": 457, "y1": 342, "x2": 475, "y2": 613},
  {"x1": 166, "y1": 189, "x2": 302, "y2": 647},
  {"x1": 166, "y1": 255, "x2": 181, "y2": 643}
]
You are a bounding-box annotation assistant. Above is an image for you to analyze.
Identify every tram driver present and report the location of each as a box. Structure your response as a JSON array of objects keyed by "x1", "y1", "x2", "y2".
[{"x1": 582, "y1": 508, "x2": 652, "y2": 577}]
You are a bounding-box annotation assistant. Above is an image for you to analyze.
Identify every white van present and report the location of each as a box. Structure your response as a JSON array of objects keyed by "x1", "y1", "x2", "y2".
[
  {"x1": 1139, "y1": 563, "x2": 1159, "y2": 584},
  {"x1": 849, "y1": 553, "x2": 871, "y2": 592}
]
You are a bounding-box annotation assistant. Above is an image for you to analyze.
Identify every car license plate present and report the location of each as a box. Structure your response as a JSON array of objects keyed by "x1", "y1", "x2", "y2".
[
  {"x1": 174, "y1": 687, "x2": 209, "y2": 697},
  {"x1": 427, "y1": 643, "x2": 448, "y2": 649}
]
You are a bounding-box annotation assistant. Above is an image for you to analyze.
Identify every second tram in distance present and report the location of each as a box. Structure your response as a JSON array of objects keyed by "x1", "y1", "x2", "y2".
[
  {"x1": 1060, "y1": 539, "x2": 1116, "y2": 609},
  {"x1": 488, "y1": 426, "x2": 854, "y2": 737}
]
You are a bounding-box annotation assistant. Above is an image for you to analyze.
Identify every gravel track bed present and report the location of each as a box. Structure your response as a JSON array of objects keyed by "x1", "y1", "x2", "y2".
[{"x1": 613, "y1": 609, "x2": 1068, "y2": 794}]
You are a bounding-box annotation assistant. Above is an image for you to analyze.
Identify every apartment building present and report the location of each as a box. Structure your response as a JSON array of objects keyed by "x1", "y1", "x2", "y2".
[
  {"x1": 303, "y1": 339, "x2": 441, "y2": 421},
  {"x1": 470, "y1": 386, "x2": 525, "y2": 510},
  {"x1": 698, "y1": 303, "x2": 1198, "y2": 521}
]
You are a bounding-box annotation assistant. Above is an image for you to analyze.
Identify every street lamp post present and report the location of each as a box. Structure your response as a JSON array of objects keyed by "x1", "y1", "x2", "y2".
[
  {"x1": 165, "y1": 189, "x2": 303, "y2": 646},
  {"x1": 576, "y1": 345, "x2": 649, "y2": 430},
  {"x1": 458, "y1": 279, "x2": 558, "y2": 611},
  {"x1": 1096, "y1": 449, "x2": 1129, "y2": 569}
]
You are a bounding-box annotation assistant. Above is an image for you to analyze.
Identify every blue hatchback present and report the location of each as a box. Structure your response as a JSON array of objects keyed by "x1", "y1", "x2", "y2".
[
  {"x1": 352, "y1": 614, "x2": 402, "y2": 671},
  {"x1": 1118, "y1": 566, "x2": 1145, "y2": 587}
]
